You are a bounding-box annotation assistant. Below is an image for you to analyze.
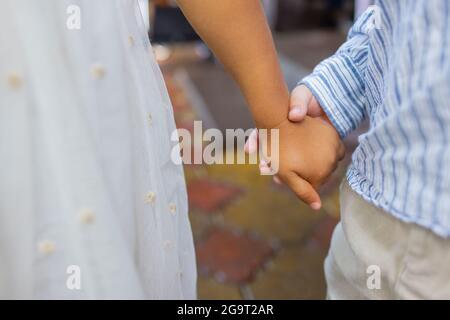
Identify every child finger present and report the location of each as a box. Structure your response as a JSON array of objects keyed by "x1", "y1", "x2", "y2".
[
  {"x1": 244, "y1": 128, "x2": 259, "y2": 154},
  {"x1": 284, "y1": 172, "x2": 322, "y2": 210},
  {"x1": 273, "y1": 176, "x2": 283, "y2": 185},
  {"x1": 289, "y1": 85, "x2": 311, "y2": 122}
]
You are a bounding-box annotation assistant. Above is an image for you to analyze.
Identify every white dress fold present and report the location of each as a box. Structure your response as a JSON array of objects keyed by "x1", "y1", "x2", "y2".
[{"x1": 0, "y1": 0, "x2": 196, "y2": 299}]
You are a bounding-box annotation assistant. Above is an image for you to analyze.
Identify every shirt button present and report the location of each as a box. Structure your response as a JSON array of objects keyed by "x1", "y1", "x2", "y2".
[
  {"x1": 91, "y1": 64, "x2": 106, "y2": 79},
  {"x1": 145, "y1": 191, "x2": 156, "y2": 204},
  {"x1": 147, "y1": 113, "x2": 153, "y2": 126},
  {"x1": 79, "y1": 208, "x2": 95, "y2": 225},
  {"x1": 38, "y1": 240, "x2": 56, "y2": 255},
  {"x1": 169, "y1": 203, "x2": 177, "y2": 215},
  {"x1": 163, "y1": 240, "x2": 173, "y2": 250},
  {"x1": 128, "y1": 35, "x2": 135, "y2": 47},
  {"x1": 7, "y1": 72, "x2": 23, "y2": 89}
]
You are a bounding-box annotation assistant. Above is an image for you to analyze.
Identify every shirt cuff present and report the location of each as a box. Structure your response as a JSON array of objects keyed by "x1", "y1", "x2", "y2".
[{"x1": 299, "y1": 54, "x2": 366, "y2": 138}]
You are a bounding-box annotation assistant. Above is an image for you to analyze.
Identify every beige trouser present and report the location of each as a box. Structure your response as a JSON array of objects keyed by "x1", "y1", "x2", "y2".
[{"x1": 325, "y1": 181, "x2": 450, "y2": 299}]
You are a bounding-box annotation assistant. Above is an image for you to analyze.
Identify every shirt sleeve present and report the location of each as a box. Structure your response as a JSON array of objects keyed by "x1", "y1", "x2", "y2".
[{"x1": 300, "y1": 7, "x2": 376, "y2": 138}]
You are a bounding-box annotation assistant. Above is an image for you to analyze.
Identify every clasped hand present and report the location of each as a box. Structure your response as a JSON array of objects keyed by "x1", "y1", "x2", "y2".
[{"x1": 245, "y1": 85, "x2": 345, "y2": 210}]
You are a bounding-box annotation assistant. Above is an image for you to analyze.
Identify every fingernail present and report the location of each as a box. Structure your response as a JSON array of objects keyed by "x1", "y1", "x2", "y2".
[
  {"x1": 289, "y1": 106, "x2": 306, "y2": 118},
  {"x1": 310, "y1": 202, "x2": 321, "y2": 210}
]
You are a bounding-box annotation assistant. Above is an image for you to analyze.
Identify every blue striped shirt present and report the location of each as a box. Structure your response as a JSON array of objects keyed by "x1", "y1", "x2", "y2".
[{"x1": 301, "y1": 0, "x2": 450, "y2": 237}]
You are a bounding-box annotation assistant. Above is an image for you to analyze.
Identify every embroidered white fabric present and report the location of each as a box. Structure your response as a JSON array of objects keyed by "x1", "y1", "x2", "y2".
[{"x1": 0, "y1": 0, "x2": 196, "y2": 299}]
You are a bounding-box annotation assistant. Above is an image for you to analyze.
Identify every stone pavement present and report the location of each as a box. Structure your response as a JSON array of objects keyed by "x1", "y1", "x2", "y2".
[{"x1": 160, "y1": 31, "x2": 361, "y2": 299}]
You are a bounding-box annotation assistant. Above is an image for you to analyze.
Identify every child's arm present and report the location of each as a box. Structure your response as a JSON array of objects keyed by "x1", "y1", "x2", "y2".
[{"x1": 176, "y1": 0, "x2": 288, "y2": 129}]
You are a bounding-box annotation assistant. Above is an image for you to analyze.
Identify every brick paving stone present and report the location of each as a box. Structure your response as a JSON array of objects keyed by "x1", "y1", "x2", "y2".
[
  {"x1": 184, "y1": 164, "x2": 208, "y2": 181},
  {"x1": 187, "y1": 179, "x2": 242, "y2": 214},
  {"x1": 188, "y1": 212, "x2": 212, "y2": 242},
  {"x1": 203, "y1": 161, "x2": 270, "y2": 190},
  {"x1": 223, "y1": 186, "x2": 324, "y2": 244},
  {"x1": 196, "y1": 228, "x2": 273, "y2": 284},
  {"x1": 197, "y1": 277, "x2": 242, "y2": 300},
  {"x1": 250, "y1": 246, "x2": 327, "y2": 299}
]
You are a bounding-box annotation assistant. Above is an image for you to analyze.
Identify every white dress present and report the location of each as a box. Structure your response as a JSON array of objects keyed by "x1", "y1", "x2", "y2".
[{"x1": 0, "y1": 0, "x2": 196, "y2": 299}]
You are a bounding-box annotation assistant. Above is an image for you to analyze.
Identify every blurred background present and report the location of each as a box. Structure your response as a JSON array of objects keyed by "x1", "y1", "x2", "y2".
[{"x1": 143, "y1": 0, "x2": 367, "y2": 299}]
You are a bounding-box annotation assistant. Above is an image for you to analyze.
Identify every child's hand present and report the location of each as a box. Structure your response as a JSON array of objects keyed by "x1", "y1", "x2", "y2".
[
  {"x1": 245, "y1": 85, "x2": 344, "y2": 210},
  {"x1": 245, "y1": 85, "x2": 332, "y2": 156},
  {"x1": 288, "y1": 85, "x2": 330, "y2": 124},
  {"x1": 268, "y1": 117, "x2": 344, "y2": 210}
]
